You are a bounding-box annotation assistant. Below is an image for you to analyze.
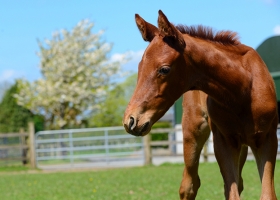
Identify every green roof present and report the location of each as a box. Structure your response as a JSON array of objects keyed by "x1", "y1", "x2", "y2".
[
  {"x1": 256, "y1": 36, "x2": 280, "y2": 73},
  {"x1": 256, "y1": 36, "x2": 280, "y2": 101}
]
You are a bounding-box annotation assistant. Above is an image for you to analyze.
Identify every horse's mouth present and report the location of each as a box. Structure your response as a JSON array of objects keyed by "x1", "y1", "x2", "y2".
[
  {"x1": 124, "y1": 121, "x2": 151, "y2": 137},
  {"x1": 139, "y1": 122, "x2": 150, "y2": 135}
]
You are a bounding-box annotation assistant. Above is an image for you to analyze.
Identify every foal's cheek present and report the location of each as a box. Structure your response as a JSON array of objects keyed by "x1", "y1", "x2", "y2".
[{"x1": 180, "y1": 80, "x2": 185, "y2": 87}]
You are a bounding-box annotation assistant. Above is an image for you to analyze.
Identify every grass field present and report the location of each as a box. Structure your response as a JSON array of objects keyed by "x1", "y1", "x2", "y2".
[{"x1": 0, "y1": 160, "x2": 279, "y2": 200}]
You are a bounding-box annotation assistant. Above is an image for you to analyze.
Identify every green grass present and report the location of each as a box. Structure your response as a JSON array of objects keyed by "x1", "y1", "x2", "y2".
[
  {"x1": 0, "y1": 165, "x2": 29, "y2": 172},
  {"x1": 0, "y1": 161, "x2": 279, "y2": 200}
]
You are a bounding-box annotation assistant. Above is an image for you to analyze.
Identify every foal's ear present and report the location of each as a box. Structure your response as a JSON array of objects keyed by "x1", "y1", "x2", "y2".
[
  {"x1": 135, "y1": 14, "x2": 159, "y2": 42},
  {"x1": 157, "y1": 10, "x2": 186, "y2": 50}
]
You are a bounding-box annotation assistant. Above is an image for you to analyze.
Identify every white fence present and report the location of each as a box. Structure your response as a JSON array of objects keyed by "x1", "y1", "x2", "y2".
[
  {"x1": 35, "y1": 126, "x2": 280, "y2": 170},
  {"x1": 175, "y1": 125, "x2": 280, "y2": 160},
  {"x1": 35, "y1": 127, "x2": 144, "y2": 170}
]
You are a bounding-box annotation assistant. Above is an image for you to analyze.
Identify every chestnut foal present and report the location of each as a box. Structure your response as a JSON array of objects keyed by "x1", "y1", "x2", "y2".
[{"x1": 123, "y1": 10, "x2": 278, "y2": 200}]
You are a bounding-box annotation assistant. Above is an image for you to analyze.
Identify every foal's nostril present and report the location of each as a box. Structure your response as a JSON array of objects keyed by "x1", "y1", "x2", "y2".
[{"x1": 128, "y1": 117, "x2": 135, "y2": 131}]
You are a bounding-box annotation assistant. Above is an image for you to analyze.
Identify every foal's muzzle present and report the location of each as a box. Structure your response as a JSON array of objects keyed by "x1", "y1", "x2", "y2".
[{"x1": 123, "y1": 116, "x2": 150, "y2": 137}]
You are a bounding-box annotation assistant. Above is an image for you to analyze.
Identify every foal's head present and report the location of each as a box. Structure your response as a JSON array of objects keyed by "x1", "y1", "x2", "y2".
[{"x1": 123, "y1": 10, "x2": 190, "y2": 136}]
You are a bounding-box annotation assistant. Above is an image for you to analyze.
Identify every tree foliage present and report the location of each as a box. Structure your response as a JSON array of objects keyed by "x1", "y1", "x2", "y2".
[
  {"x1": 0, "y1": 81, "x2": 11, "y2": 102},
  {"x1": 0, "y1": 82, "x2": 44, "y2": 133},
  {"x1": 89, "y1": 73, "x2": 137, "y2": 127},
  {"x1": 14, "y1": 19, "x2": 126, "y2": 129}
]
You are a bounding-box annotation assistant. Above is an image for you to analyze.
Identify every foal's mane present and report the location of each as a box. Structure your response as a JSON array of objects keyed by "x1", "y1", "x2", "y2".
[{"x1": 176, "y1": 24, "x2": 240, "y2": 45}]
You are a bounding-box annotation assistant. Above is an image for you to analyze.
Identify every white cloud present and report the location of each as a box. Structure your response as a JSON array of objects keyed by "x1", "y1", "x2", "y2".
[
  {"x1": 273, "y1": 25, "x2": 280, "y2": 35},
  {"x1": 110, "y1": 50, "x2": 144, "y2": 73},
  {"x1": 128, "y1": 50, "x2": 144, "y2": 61},
  {"x1": 262, "y1": 0, "x2": 275, "y2": 4},
  {"x1": 111, "y1": 53, "x2": 126, "y2": 62},
  {"x1": 0, "y1": 70, "x2": 17, "y2": 82},
  {"x1": 0, "y1": 69, "x2": 26, "y2": 83},
  {"x1": 111, "y1": 50, "x2": 144, "y2": 63},
  {"x1": 122, "y1": 50, "x2": 144, "y2": 72}
]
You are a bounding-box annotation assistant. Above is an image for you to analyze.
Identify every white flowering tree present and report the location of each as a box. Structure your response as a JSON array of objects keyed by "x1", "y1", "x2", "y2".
[{"x1": 15, "y1": 20, "x2": 126, "y2": 129}]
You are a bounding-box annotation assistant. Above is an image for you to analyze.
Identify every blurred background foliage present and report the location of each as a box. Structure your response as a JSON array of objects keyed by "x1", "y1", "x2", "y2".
[{"x1": 0, "y1": 82, "x2": 44, "y2": 133}]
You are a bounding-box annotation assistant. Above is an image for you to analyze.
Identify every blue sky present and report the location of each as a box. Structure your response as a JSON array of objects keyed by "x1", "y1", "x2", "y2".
[{"x1": 0, "y1": 0, "x2": 280, "y2": 83}]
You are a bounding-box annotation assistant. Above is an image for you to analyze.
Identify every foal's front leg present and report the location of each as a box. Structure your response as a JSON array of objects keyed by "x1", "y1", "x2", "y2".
[
  {"x1": 179, "y1": 107, "x2": 210, "y2": 199},
  {"x1": 179, "y1": 122, "x2": 210, "y2": 200},
  {"x1": 251, "y1": 127, "x2": 278, "y2": 200},
  {"x1": 212, "y1": 127, "x2": 243, "y2": 200}
]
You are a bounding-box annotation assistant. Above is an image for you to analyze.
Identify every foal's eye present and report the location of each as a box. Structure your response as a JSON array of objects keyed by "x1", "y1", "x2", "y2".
[{"x1": 158, "y1": 66, "x2": 171, "y2": 75}]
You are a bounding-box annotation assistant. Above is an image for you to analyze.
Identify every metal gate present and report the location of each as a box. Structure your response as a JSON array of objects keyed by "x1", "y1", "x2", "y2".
[{"x1": 35, "y1": 127, "x2": 144, "y2": 170}]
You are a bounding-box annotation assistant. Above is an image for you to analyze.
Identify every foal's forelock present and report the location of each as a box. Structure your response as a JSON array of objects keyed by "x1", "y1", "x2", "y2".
[{"x1": 176, "y1": 24, "x2": 240, "y2": 45}]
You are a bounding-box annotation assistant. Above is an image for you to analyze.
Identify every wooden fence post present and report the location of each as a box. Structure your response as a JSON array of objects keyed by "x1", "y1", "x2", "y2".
[
  {"x1": 19, "y1": 128, "x2": 27, "y2": 165},
  {"x1": 143, "y1": 134, "x2": 152, "y2": 165},
  {"x1": 203, "y1": 140, "x2": 208, "y2": 162},
  {"x1": 168, "y1": 131, "x2": 173, "y2": 155},
  {"x1": 28, "y1": 122, "x2": 36, "y2": 168}
]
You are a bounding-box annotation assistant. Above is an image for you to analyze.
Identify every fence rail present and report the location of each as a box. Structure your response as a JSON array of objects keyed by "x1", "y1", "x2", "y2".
[
  {"x1": 34, "y1": 126, "x2": 280, "y2": 170},
  {"x1": 2, "y1": 124, "x2": 279, "y2": 169},
  {"x1": 144, "y1": 126, "x2": 280, "y2": 165},
  {"x1": 0, "y1": 125, "x2": 274, "y2": 169},
  {"x1": 35, "y1": 127, "x2": 144, "y2": 170},
  {"x1": 0, "y1": 122, "x2": 35, "y2": 167}
]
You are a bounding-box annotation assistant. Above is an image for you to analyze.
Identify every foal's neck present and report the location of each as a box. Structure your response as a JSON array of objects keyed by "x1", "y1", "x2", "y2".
[{"x1": 184, "y1": 36, "x2": 251, "y2": 106}]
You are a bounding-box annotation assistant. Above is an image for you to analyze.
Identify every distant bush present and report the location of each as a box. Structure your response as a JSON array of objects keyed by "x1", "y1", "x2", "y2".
[
  {"x1": 0, "y1": 82, "x2": 44, "y2": 133},
  {"x1": 151, "y1": 121, "x2": 172, "y2": 148}
]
